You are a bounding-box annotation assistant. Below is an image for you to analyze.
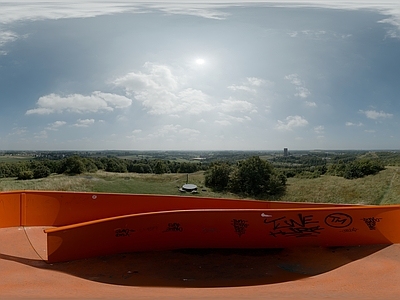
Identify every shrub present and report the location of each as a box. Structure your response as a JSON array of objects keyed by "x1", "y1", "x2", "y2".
[
  {"x1": 204, "y1": 163, "x2": 231, "y2": 191},
  {"x1": 17, "y1": 170, "x2": 34, "y2": 180}
]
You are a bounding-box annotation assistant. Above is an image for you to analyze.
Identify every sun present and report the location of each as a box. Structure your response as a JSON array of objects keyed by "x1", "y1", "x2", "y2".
[{"x1": 195, "y1": 58, "x2": 205, "y2": 65}]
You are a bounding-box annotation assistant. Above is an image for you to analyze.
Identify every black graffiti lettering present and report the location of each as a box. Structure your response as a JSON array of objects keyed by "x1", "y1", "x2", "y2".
[
  {"x1": 325, "y1": 213, "x2": 353, "y2": 228},
  {"x1": 231, "y1": 219, "x2": 249, "y2": 237},
  {"x1": 264, "y1": 214, "x2": 324, "y2": 238},
  {"x1": 341, "y1": 227, "x2": 358, "y2": 233},
  {"x1": 115, "y1": 228, "x2": 135, "y2": 237},
  {"x1": 163, "y1": 222, "x2": 183, "y2": 232},
  {"x1": 362, "y1": 217, "x2": 382, "y2": 230}
]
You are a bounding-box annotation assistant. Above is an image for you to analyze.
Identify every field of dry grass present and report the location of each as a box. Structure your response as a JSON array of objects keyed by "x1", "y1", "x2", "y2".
[{"x1": 1, "y1": 167, "x2": 399, "y2": 205}]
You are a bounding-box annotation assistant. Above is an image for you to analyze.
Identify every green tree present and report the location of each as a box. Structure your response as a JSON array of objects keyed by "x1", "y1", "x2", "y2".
[
  {"x1": 228, "y1": 156, "x2": 286, "y2": 197},
  {"x1": 32, "y1": 163, "x2": 51, "y2": 179},
  {"x1": 153, "y1": 160, "x2": 167, "y2": 174},
  {"x1": 17, "y1": 170, "x2": 34, "y2": 180},
  {"x1": 63, "y1": 156, "x2": 87, "y2": 175},
  {"x1": 204, "y1": 163, "x2": 231, "y2": 191}
]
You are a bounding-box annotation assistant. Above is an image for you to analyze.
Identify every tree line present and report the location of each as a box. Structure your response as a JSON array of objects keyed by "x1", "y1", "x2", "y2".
[{"x1": 0, "y1": 156, "x2": 205, "y2": 180}]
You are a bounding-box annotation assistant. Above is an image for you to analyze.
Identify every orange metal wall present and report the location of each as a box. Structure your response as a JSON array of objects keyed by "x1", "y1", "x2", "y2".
[
  {"x1": 2, "y1": 190, "x2": 400, "y2": 263},
  {"x1": 0, "y1": 192, "x2": 21, "y2": 228},
  {"x1": 1, "y1": 190, "x2": 359, "y2": 229},
  {"x1": 46, "y1": 205, "x2": 400, "y2": 263}
]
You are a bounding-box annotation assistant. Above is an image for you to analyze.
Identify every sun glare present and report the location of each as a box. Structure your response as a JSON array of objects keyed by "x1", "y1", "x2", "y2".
[{"x1": 195, "y1": 58, "x2": 205, "y2": 65}]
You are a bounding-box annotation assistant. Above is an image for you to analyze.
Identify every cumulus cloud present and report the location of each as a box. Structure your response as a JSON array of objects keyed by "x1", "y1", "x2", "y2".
[
  {"x1": 153, "y1": 4, "x2": 229, "y2": 20},
  {"x1": 220, "y1": 98, "x2": 255, "y2": 113},
  {"x1": 346, "y1": 121, "x2": 363, "y2": 126},
  {"x1": 114, "y1": 62, "x2": 213, "y2": 115},
  {"x1": 359, "y1": 109, "x2": 393, "y2": 119},
  {"x1": 34, "y1": 130, "x2": 48, "y2": 139},
  {"x1": 73, "y1": 119, "x2": 95, "y2": 127},
  {"x1": 46, "y1": 121, "x2": 67, "y2": 131},
  {"x1": 26, "y1": 91, "x2": 132, "y2": 115},
  {"x1": 146, "y1": 124, "x2": 200, "y2": 139},
  {"x1": 0, "y1": 1, "x2": 139, "y2": 24},
  {"x1": 228, "y1": 77, "x2": 267, "y2": 93},
  {"x1": 276, "y1": 115, "x2": 308, "y2": 130},
  {"x1": 314, "y1": 125, "x2": 324, "y2": 134},
  {"x1": 284, "y1": 73, "x2": 311, "y2": 99},
  {"x1": 287, "y1": 30, "x2": 327, "y2": 39},
  {"x1": 215, "y1": 120, "x2": 232, "y2": 126},
  {"x1": 0, "y1": 30, "x2": 19, "y2": 55}
]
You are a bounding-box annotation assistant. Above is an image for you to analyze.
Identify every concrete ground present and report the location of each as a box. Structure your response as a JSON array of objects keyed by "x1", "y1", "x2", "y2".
[{"x1": 1, "y1": 226, "x2": 400, "y2": 299}]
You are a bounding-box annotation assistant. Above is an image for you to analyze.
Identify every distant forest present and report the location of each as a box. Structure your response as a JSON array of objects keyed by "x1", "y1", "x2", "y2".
[{"x1": 0, "y1": 150, "x2": 398, "y2": 183}]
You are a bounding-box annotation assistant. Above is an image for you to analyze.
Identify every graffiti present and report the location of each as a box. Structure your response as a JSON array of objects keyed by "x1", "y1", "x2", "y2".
[
  {"x1": 231, "y1": 219, "x2": 249, "y2": 237},
  {"x1": 264, "y1": 214, "x2": 324, "y2": 238},
  {"x1": 341, "y1": 227, "x2": 358, "y2": 233},
  {"x1": 362, "y1": 217, "x2": 382, "y2": 230},
  {"x1": 325, "y1": 213, "x2": 353, "y2": 228},
  {"x1": 163, "y1": 222, "x2": 183, "y2": 232},
  {"x1": 261, "y1": 213, "x2": 272, "y2": 218},
  {"x1": 114, "y1": 228, "x2": 135, "y2": 237}
]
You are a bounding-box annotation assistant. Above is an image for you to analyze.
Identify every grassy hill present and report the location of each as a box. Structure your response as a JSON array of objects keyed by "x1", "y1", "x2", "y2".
[{"x1": 1, "y1": 167, "x2": 399, "y2": 205}]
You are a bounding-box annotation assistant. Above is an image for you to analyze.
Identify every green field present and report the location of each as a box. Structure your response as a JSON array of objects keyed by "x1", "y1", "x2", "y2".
[
  {"x1": 0, "y1": 155, "x2": 34, "y2": 163},
  {"x1": 1, "y1": 167, "x2": 399, "y2": 205}
]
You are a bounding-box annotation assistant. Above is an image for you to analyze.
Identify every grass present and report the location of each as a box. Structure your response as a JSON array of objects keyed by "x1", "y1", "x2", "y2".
[
  {"x1": 0, "y1": 155, "x2": 34, "y2": 163},
  {"x1": 1, "y1": 168, "x2": 399, "y2": 205}
]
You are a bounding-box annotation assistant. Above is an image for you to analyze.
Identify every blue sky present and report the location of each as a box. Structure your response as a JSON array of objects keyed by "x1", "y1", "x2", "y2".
[{"x1": 0, "y1": 1, "x2": 399, "y2": 151}]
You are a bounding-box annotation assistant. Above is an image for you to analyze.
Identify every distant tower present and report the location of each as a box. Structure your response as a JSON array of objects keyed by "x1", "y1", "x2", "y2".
[{"x1": 284, "y1": 148, "x2": 288, "y2": 157}]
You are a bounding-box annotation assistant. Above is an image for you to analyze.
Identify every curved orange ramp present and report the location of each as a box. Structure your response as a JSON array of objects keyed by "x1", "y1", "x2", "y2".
[
  {"x1": 1, "y1": 190, "x2": 400, "y2": 263},
  {"x1": 46, "y1": 206, "x2": 400, "y2": 263}
]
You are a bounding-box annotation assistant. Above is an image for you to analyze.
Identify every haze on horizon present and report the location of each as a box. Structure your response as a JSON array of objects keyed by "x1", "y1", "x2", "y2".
[{"x1": 0, "y1": 1, "x2": 399, "y2": 151}]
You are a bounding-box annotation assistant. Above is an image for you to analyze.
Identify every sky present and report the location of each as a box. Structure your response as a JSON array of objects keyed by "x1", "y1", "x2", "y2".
[{"x1": 0, "y1": 1, "x2": 399, "y2": 151}]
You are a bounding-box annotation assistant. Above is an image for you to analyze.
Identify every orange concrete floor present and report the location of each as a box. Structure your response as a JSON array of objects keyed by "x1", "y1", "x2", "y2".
[{"x1": 1, "y1": 226, "x2": 400, "y2": 299}]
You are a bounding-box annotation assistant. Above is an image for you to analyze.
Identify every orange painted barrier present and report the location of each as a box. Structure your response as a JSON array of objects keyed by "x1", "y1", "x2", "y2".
[{"x1": 1, "y1": 190, "x2": 400, "y2": 263}]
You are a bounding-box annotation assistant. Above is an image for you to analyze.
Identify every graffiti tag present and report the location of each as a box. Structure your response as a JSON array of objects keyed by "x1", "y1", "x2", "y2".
[
  {"x1": 231, "y1": 219, "x2": 249, "y2": 237},
  {"x1": 115, "y1": 228, "x2": 135, "y2": 237},
  {"x1": 163, "y1": 222, "x2": 183, "y2": 232},
  {"x1": 325, "y1": 213, "x2": 353, "y2": 228},
  {"x1": 362, "y1": 217, "x2": 382, "y2": 230},
  {"x1": 264, "y1": 214, "x2": 324, "y2": 238},
  {"x1": 341, "y1": 227, "x2": 358, "y2": 233}
]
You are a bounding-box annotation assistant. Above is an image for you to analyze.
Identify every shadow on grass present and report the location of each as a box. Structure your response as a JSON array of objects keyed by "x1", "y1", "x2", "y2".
[{"x1": 0, "y1": 245, "x2": 388, "y2": 288}]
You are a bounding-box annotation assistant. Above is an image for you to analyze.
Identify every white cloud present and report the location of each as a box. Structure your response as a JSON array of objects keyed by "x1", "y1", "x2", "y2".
[
  {"x1": 73, "y1": 119, "x2": 95, "y2": 127},
  {"x1": 359, "y1": 109, "x2": 393, "y2": 119},
  {"x1": 131, "y1": 129, "x2": 142, "y2": 134},
  {"x1": 228, "y1": 77, "x2": 267, "y2": 93},
  {"x1": 0, "y1": 1, "x2": 139, "y2": 24},
  {"x1": 26, "y1": 91, "x2": 132, "y2": 115},
  {"x1": 179, "y1": 128, "x2": 201, "y2": 135},
  {"x1": 34, "y1": 130, "x2": 48, "y2": 139},
  {"x1": 285, "y1": 73, "x2": 311, "y2": 99},
  {"x1": 8, "y1": 127, "x2": 27, "y2": 136},
  {"x1": 288, "y1": 30, "x2": 327, "y2": 40},
  {"x1": 153, "y1": 4, "x2": 229, "y2": 20},
  {"x1": 314, "y1": 125, "x2": 324, "y2": 134},
  {"x1": 46, "y1": 121, "x2": 67, "y2": 131},
  {"x1": 276, "y1": 115, "x2": 308, "y2": 130},
  {"x1": 220, "y1": 98, "x2": 255, "y2": 113},
  {"x1": 114, "y1": 63, "x2": 213, "y2": 115},
  {"x1": 0, "y1": 30, "x2": 19, "y2": 55},
  {"x1": 306, "y1": 101, "x2": 317, "y2": 107},
  {"x1": 215, "y1": 120, "x2": 232, "y2": 126},
  {"x1": 145, "y1": 124, "x2": 200, "y2": 139},
  {"x1": 346, "y1": 121, "x2": 363, "y2": 126}
]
